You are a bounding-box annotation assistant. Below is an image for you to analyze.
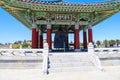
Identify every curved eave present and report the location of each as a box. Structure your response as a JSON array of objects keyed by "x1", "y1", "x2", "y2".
[
  {"x1": 12, "y1": 13, "x2": 32, "y2": 30},
  {"x1": 0, "y1": 5, "x2": 32, "y2": 30},
  {"x1": 93, "y1": 9, "x2": 120, "y2": 27},
  {"x1": 4, "y1": 1, "x2": 120, "y2": 12}
]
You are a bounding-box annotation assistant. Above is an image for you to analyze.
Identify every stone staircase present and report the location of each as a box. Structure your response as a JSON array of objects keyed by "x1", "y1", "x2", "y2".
[{"x1": 48, "y1": 53, "x2": 101, "y2": 73}]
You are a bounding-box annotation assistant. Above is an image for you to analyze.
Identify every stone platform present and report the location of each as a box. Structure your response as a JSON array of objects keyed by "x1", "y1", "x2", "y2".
[{"x1": 0, "y1": 66, "x2": 120, "y2": 80}]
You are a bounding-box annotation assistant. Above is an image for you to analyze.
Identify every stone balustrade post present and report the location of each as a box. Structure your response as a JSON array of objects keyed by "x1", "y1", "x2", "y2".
[
  {"x1": 88, "y1": 42, "x2": 94, "y2": 54},
  {"x1": 43, "y1": 43, "x2": 49, "y2": 74}
]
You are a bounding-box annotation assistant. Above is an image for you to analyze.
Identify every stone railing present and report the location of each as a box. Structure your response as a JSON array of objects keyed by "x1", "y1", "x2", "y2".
[
  {"x1": 0, "y1": 42, "x2": 119, "y2": 74},
  {"x1": 94, "y1": 48, "x2": 120, "y2": 54},
  {"x1": 87, "y1": 43, "x2": 120, "y2": 54},
  {"x1": 0, "y1": 43, "x2": 49, "y2": 74}
]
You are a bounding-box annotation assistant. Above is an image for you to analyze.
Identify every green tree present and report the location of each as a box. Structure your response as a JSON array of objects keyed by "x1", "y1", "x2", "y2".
[
  {"x1": 12, "y1": 44, "x2": 20, "y2": 49},
  {"x1": 103, "y1": 39, "x2": 108, "y2": 47},
  {"x1": 80, "y1": 42, "x2": 83, "y2": 46},
  {"x1": 96, "y1": 40, "x2": 101, "y2": 47},
  {"x1": 109, "y1": 40, "x2": 116, "y2": 47},
  {"x1": 116, "y1": 39, "x2": 120, "y2": 47},
  {"x1": 22, "y1": 42, "x2": 30, "y2": 48}
]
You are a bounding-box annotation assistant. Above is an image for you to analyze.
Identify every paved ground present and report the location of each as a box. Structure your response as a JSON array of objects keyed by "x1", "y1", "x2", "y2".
[{"x1": 0, "y1": 66, "x2": 120, "y2": 80}]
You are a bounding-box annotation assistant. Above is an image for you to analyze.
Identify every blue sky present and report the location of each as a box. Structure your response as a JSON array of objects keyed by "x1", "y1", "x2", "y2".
[{"x1": 0, "y1": 0, "x2": 120, "y2": 44}]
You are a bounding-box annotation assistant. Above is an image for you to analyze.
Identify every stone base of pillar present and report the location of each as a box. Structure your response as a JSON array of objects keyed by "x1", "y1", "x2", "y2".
[
  {"x1": 74, "y1": 49, "x2": 81, "y2": 52},
  {"x1": 49, "y1": 49, "x2": 52, "y2": 52}
]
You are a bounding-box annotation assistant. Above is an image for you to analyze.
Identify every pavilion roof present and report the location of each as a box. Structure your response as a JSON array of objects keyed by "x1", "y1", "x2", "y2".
[{"x1": 0, "y1": 0, "x2": 120, "y2": 30}]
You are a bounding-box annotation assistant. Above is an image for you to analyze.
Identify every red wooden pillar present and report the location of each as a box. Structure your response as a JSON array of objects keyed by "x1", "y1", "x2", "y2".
[
  {"x1": 83, "y1": 30, "x2": 87, "y2": 49},
  {"x1": 74, "y1": 25, "x2": 80, "y2": 50},
  {"x1": 38, "y1": 30, "x2": 43, "y2": 48},
  {"x1": 88, "y1": 28, "x2": 93, "y2": 43},
  {"x1": 32, "y1": 24, "x2": 38, "y2": 48},
  {"x1": 47, "y1": 25, "x2": 52, "y2": 50}
]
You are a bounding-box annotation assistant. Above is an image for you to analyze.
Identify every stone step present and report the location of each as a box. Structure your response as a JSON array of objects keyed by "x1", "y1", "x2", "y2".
[
  {"x1": 49, "y1": 58, "x2": 91, "y2": 63},
  {"x1": 49, "y1": 56, "x2": 91, "y2": 62},
  {"x1": 49, "y1": 66, "x2": 98, "y2": 72},
  {"x1": 48, "y1": 54, "x2": 91, "y2": 59},
  {"x1": 50, "y1": 62, "x2": 94, "y2": 68},
  {"x1": 49, "y1": 55, "x2": 89, "y2": 59},
  {"x1": 48, "y1": 53, "x2": 101, "y2": 73}
]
